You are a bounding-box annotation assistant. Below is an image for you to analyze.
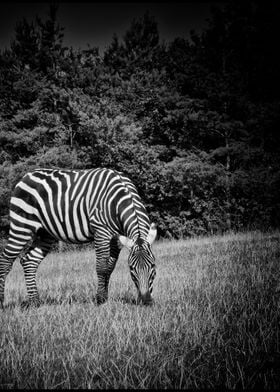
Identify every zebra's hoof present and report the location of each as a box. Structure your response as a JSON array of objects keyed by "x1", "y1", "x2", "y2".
[
  {"x1": 96, "y1": 295, "x2": 108, "y2": 305},
  {"x1": 20, "y1": 298, "x2": 41, "y2": 309}
]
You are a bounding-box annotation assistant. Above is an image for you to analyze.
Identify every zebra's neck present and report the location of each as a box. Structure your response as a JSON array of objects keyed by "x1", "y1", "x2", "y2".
[
  {"x1": 116, "y1": 186, "x2": 150, "y2": 241},
  {"x1": 88, "y1": 169, "x2": 150, "y2": 240}
]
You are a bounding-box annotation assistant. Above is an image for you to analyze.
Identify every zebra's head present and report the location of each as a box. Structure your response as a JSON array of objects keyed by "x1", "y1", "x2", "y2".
[{"x1": 119, "y1": 223, "x2": 157, "y2": 305}]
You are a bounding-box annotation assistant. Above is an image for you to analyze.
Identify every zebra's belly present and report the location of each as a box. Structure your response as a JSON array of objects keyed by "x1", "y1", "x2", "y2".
[{"x1": 56, "y1": 230, "x2": 94, "y2": 244}]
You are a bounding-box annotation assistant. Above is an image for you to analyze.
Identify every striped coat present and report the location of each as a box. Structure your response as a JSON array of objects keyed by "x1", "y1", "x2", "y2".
[{"x1": 0, "y1": 168, "x2": 157, "y2": 307}]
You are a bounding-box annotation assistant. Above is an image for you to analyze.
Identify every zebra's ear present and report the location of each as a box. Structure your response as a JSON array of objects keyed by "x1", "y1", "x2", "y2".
[
  {"x1": 119, "y1": 235, "x2": 134, "y2": 249},
  {"x1": 146, "y1": 223, "x2": 157, "y2": 245}
]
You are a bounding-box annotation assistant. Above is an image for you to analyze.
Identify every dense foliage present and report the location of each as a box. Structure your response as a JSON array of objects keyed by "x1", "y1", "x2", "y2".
[{"x1": 0, "y1": 1, "x2": 279, "y2": 238}]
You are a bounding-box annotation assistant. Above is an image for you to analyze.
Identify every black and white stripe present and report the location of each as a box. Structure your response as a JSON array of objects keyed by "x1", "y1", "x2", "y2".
[{"x1": 0, "y1": 168, "x2": 157, "y2": 307}]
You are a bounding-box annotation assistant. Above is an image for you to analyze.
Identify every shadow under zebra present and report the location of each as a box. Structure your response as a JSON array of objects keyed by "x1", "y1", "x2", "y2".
[{"x1": 1, "y1": 291, "x2": 143, "y2": 310}]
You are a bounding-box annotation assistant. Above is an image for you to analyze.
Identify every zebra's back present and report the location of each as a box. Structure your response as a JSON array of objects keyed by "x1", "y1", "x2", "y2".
[{"x1": 9, "y1": 168, "x2": 149, "y2": 243}]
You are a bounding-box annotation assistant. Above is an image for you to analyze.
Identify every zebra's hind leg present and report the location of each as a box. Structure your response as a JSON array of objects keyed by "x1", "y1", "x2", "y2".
[
  {"x1": 20, "y1": 230, "x2": 55, "y2": 308},
  {"x1": 0, "y1": 224, "x2": 34, "y2": 308},
  {"x1": 95, "y1": 235, "x2": 121, "y2": 305}
]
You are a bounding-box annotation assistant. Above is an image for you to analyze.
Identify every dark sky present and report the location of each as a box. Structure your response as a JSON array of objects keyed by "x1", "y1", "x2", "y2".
[{"x1": 0, "y1": 2, "x2": 218, "y2": 53}]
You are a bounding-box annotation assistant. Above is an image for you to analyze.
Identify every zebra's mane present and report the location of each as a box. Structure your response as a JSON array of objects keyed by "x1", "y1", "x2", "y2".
[{"x1": 115, "y1": 171, "x2": 147, "y2": 239}]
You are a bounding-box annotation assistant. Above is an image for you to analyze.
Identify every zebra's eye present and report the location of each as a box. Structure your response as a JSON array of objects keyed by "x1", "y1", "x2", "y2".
[
  {"x1": 130, "y1": 272, "x2": 139, "y2": 289},
  {"x1": 130, "y1": 269, "x2": 137, "y2": 281},
  {"x1": 150, "y1": 268, "x2": 156, "y2": 279}
]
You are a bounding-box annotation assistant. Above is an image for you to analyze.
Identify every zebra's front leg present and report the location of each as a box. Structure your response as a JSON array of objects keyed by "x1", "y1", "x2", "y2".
[
  {"x1": 20, "y1": 255, "x2": 41, "y2": 307},
  {"x1": 95, "y1": 235, "x2": 121, "y2": 305}
]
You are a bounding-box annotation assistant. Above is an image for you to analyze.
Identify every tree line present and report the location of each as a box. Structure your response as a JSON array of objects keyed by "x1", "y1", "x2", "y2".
[{"x1": 0, "y1": 1, "x2": 279, "y2": 239}]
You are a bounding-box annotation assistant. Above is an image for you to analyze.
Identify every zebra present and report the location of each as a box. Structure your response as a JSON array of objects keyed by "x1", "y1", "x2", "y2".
[{"x1": 0, "y1": 168, "x2": 157, "y2": 308}]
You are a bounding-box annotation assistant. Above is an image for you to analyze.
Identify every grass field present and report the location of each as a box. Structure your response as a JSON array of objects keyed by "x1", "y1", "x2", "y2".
[{"x1": 0, "y1": 231, "x2": 280, "y2": 389}]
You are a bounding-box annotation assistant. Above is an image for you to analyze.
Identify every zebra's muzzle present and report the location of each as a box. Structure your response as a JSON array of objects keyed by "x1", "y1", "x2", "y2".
[{"x1": 138, "y1": 291, "x2": 154, "y2": 306}]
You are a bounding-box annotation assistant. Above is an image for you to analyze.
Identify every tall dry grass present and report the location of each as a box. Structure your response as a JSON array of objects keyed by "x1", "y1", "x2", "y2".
[{"x1": 0, "y1": 231, "x2": 279, "y2": 388}]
